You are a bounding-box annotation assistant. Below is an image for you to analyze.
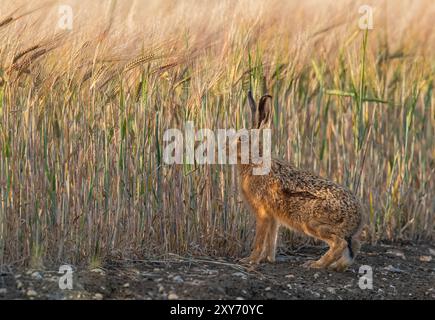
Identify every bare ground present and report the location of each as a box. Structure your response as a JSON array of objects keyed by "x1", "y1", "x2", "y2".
[{"x1": 1, "y1": 242, "x2": 434, "y2": 300}]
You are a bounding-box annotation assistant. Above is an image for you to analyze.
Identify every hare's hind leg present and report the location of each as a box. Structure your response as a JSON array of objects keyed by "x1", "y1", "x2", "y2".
[
  {"x1": 302, "y1": 222, "x2": 347, "y2": 269},
  {"x1": 241, "y1": 210, "x2": 273, "y2": 264}
]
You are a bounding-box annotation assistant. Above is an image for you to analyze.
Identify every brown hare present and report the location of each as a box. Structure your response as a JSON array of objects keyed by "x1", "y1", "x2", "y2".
[{"x1": 238, "y1": 91, "x2": 365, "y2": 271}]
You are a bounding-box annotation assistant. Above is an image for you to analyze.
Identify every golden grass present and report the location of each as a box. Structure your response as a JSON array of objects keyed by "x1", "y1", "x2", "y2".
[{"x1": 0, "y1": 0, "x2": 434, "y2": 266}]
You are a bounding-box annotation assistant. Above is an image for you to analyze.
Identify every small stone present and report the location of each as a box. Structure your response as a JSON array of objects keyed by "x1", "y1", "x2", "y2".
[
  {"x1": 327, "y1": 287, "x2": 336, "y2": 294},
  {"x1": 265, "y1": 287, "x2": 271, "y2": 291},
  {"x1": 419, "y1": 255, "x2": 432, "y2": 262},
  {"x1": 168, "y1": 293, "x2": 179, "y2": 300},
  {"x1": 31, "y1": 271, "x2": 43, "y2": 280},
  {"x1": 386, "y1": 250, "x2": 406, "y2": 260},
  {"x1": 236, "y1": 297, "x2": 245, "y2": 300},
  {"x1": 312, "y1": 291, "x2": 321, "y2": 298},
  {"x1": 384, "y1": 265, "x2": 404, "y2": 273},
  {"x1": 173, "y1": 275, "x2": 184, "y2": 283},
  {"x1": 190, "y1": 279, "x2": 202, "y2": 286},
  {"x1": 206, "y1": 270, "x2": 218, "y2": 275},
  {"x1": 285, "y1": 274, "x2": 295, "y2": 279},
  {"x1": 153, "y1": 268, "x2": 160, "y2": 272},
  {"x1": 16, "y1": 280, "x2": 23, "y2": 290},
  {"x1": 27, "y1": 289, "x2": 37, "y2": 297},
  {"x1": 265, "y1": 292, "x2": 275, "y2": 299},
  {"x1": 158, "y1": 284, "x2": 165, "y2": 293},
  {"x1": 123, "y1": 283, "x2": 130, "y2": 288},
  {"x1": 314, "y1": 272, "x2": 320, "y2": 279},
  {"x1": 429, "y1": 248, "x2": 435, "y2": 256},
  {"x1": 232, "y1": 272, "x2": 247, "y2": 280},
  {"x1": 91, "y1": 268, "x2": 105, "y2": 275},
  {"x1": 94, "y1": 293, "x2": 103, "y2": 300},
  {"x1": 0, "y1": 288, "x2": 7, "y2": 295}
]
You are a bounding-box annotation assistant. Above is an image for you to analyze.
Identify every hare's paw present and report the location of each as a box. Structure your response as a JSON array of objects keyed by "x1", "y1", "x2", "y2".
[
  {"x1": 240, "y1": 255, "x2": 262, "y2": 265},
  {"x1": 266, "y1": 256, "x2": 276, "y2": 263},
  {"x1": 239, "y1": 257, "x2": 252, "y2": 264},
  {"x1": 328, "y1": 261, "x2": 350, "y2": 272},
  {"x1": 302, "y1": 260, "x2": 323, "y2": 269}
]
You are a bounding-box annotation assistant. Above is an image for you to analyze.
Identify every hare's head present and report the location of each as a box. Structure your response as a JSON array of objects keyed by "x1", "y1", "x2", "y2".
[{"x1": 230, "y1": 91, "x2": 273, "y2": 168}]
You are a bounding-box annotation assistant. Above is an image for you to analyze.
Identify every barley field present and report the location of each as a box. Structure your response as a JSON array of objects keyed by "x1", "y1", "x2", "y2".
[{"x1": 0, "y1": 0, "x2": 434, "y2": 268}]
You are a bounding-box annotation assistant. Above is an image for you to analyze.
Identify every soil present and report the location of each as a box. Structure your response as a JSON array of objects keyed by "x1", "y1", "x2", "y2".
[{"x1": 1, "y1": 242, "x2": 434, "y2": 300}]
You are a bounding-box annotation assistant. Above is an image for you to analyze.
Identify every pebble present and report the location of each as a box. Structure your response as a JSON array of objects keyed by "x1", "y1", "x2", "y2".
[
  {"x1": 190, "y1": 279, "x2": 202, "y2": 286},
  {"x1": 0, "y1": 288, "x2": 7, "y2": 295},
  {"x1": 31, "y1": 272, "x2": 43, "y2": 280},
  {"x1": 232, "y1": 272, "x2": 247, "y2": 280},
  {"x1": 206, "y1": 270, "x2": 218, "y2": 275},
  {"x1": 123, "y1": 283, "x2": 130, "y2": 288},
  {"x1": 27, "y1": 289, "x2": 37, "y2": 297},
  {"x1": 327, "y1": 287, "x2": 336, "y2": 294},
  {"x1": 16, "y1": 280, "x2": 23, "y2": 290},
  {"x1": 386, "y1": 250, "x2": 406, "y2": 260},
  {"x1": 419, "y1": 256, "x2": 432, "y2": 262},
  {"x1": 173, "y1": 275, "x2": 184, "y2": 283},
  {"x1": 265, "y1": 292, "x2": 275, "y2": 299},
  {"x1": 168, "y1": 293, "x2": 179, "y2": 300},
  {"x1": 158, "y1": 284, "x2": 165, "y2": 293},
  {"x1": 91, "y1": 268, "x2": 105, "y2": 275},
  {"x1": 384, "y1": 265, "x2": 404, "y2": 273},
  {"x1": 94, "y1": 293, "x2": 104, "y2": 300}
]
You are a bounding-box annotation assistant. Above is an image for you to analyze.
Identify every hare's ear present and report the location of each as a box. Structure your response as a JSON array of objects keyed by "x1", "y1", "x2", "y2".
[
  {"x1": 247, "y1": 90, "x2": 257, "y2": 128},
  {"x1": 258, "y1": 94, "x2": 272, "y2": 129}
]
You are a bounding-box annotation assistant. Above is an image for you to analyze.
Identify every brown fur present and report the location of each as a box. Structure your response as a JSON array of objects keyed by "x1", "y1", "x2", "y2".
[{"x1": 238, "y1": 91, "x2": 365, "y2": 271}]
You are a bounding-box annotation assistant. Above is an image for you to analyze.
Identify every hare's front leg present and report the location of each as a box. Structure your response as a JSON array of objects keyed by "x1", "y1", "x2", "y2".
[
  {"x1": 241, "y1": 212, "x2": 273, "y2": 264},
  {"x1": 265, "y1": 218, "x2": 279, "y2": 263}
]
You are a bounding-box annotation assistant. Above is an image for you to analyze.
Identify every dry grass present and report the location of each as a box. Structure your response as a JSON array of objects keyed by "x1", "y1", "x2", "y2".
[{"x1": 0, "y1": 0, "x2": 434, "y2": 267}]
